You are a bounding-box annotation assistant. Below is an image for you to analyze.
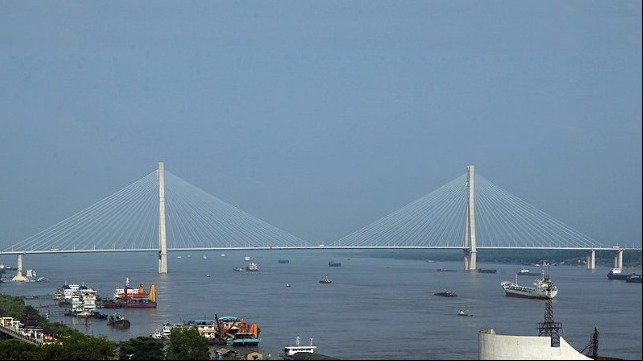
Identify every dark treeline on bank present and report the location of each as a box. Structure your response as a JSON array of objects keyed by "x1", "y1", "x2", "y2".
[{"x1": 353, "y1": 249, "x2": 642, "y2": 268}]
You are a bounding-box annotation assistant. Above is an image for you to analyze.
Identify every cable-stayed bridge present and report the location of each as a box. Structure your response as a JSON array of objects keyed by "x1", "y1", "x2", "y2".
[{"x1": 2, "y1": 163, "x2": 639, "y2": 273}]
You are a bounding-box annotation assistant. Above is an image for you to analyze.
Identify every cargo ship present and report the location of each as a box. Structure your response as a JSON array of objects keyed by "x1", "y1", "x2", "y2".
[{"x1": 500, "y1": 271, "x2": 557, "y2": 299}]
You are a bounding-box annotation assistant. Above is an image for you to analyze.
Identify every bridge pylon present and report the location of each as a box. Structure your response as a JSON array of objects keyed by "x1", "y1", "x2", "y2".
[
  {"x1": 464, "y1": 165, "x2": 477, "y2": 271},
  {"x1": 158, "y1": 162, "x2": 168, "y2": 274}
]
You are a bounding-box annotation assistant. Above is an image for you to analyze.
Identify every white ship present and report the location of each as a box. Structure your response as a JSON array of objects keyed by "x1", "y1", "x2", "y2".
[
  {"x1": 283, "y1": 336, "x2": 317, "y2": 358},
  {"x1": 501, "y1": 270, "x2": 558, "y2": 299}
]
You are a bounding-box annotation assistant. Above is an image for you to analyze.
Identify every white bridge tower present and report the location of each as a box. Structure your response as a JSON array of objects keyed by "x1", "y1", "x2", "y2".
[
  {"x1": 158, "y1": 162, "x2": 168, "y2": 274},
  {"x1": 464, "y1": 165, "x2": 477, "y2": 271}
]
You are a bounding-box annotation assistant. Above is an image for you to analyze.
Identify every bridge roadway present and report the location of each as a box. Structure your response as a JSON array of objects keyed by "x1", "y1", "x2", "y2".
[
  {"x1": 1, "y1": 245, "x2": 641, "y2": 256},
  {"x1": 2, "y1": 245, "x2": 641, "y2": 273}
]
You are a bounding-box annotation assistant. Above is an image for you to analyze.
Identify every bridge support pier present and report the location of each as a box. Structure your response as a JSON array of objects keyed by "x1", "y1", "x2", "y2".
[
  {"x1": 586, "y1": 249, "x2": 595, "y2": 270},
  {"x1": 464, "y1": 249, "x2": 477, "y2": 272},
  {"x1": 16, "y1": 254, "x2": 23, "y2": 273},
  {"x1": 614, "y1": 247, "x2": 623, "y2": 269}
]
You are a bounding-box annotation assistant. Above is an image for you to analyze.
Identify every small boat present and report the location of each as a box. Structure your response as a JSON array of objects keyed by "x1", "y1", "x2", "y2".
[
  {"x1": 283, "y1": 336, "x2": 317, "y2": 358},
  {"x1": 437, "y1": 268, "x2": 457, "y2": 272},
  {"x1": 328, "y1": 261, "x2": 342, "y2": 267},
  {"x1": 434, "y1": 290, "x2": 457, "y2": 297},
  {"x1": 202, "y1": 255, "x2": 208, "y2": 260},
  {"x1": 91, "y1": 311, "x2": 108, "y2": 319},
  {"x1": 152, "y1": 322, "x2": 174, "y2": 339},
  {"x1": 278, "y1": 259, "x2": 290, "y2": 264},
  {"x1": 626, "y1": 274, "x2": 642, "y2": 283},
  {"x1": 285, "y1": 283, "x2": 291, "y2": 287},
  {"x1": 233, "y1": 262, "x2": 259, "y2": 272},
  {"x1": 500, "y1": 271, "x2": 558, "y2": 299},
  {"x1": 107, "y1": 313, "x2": 131, "y2": 329},
  {"x1": 319, "y1": 277, "x2": 332, "y2": 284},
  {"x1": 458, "y1": 310, "x2": 473, "y2": 317},
  {"x1": 477, "y1": 268, "x2": 497, "y2": 274},
  {"x1": 516, "y1": 268, "x2": 540, "y2": 276}
]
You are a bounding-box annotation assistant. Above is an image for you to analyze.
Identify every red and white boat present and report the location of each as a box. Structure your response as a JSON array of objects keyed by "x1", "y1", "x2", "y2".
[{"x1": 110, "y1": 278, "x2": 157, "y2": 308}]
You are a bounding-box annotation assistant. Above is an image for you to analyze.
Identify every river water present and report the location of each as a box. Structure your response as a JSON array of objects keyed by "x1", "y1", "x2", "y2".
[{"x1": 1, "y1": 250, "x2": 641, "y2": 360}]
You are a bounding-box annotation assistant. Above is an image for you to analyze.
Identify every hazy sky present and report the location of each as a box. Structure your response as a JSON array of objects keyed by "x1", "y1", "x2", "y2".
[{"x1": 1, "y1": 1, "x2": 641, "y2": 248}]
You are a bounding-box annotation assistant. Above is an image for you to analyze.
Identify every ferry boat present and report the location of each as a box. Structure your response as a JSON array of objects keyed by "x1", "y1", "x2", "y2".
[
  {"x1": 500, "y1": 271, "x2": 558, "y2": 299},
  {"x1": 283, "y1": 336, "x2": 317, "y2": 358}
]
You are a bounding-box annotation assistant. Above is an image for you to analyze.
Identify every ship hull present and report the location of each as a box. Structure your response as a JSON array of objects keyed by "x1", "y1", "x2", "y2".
[{"x1": 503, "y1": 290, "x2": 554, "y2": 299}]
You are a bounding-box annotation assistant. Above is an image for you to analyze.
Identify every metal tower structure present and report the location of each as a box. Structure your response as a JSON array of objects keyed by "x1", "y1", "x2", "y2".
[
  {"x1": 464, "y1": 164, "x2": 477, "y2": 271},
  {"x1": 538, "y1": 298, "x2": 562, "y2": 347}
]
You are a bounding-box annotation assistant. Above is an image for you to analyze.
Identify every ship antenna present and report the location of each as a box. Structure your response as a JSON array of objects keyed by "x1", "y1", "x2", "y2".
[{"x1": 537, "y1": 298, "x2": 562, "y2": 347}]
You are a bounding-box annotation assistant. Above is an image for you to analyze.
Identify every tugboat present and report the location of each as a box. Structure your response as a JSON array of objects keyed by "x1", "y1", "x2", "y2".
[
  {"x1": 607, "y1": 268, "x2": 633, "y2": 280},
  {"x1": 107, "y1": 313, "x2": 130, "y2": 329}
]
